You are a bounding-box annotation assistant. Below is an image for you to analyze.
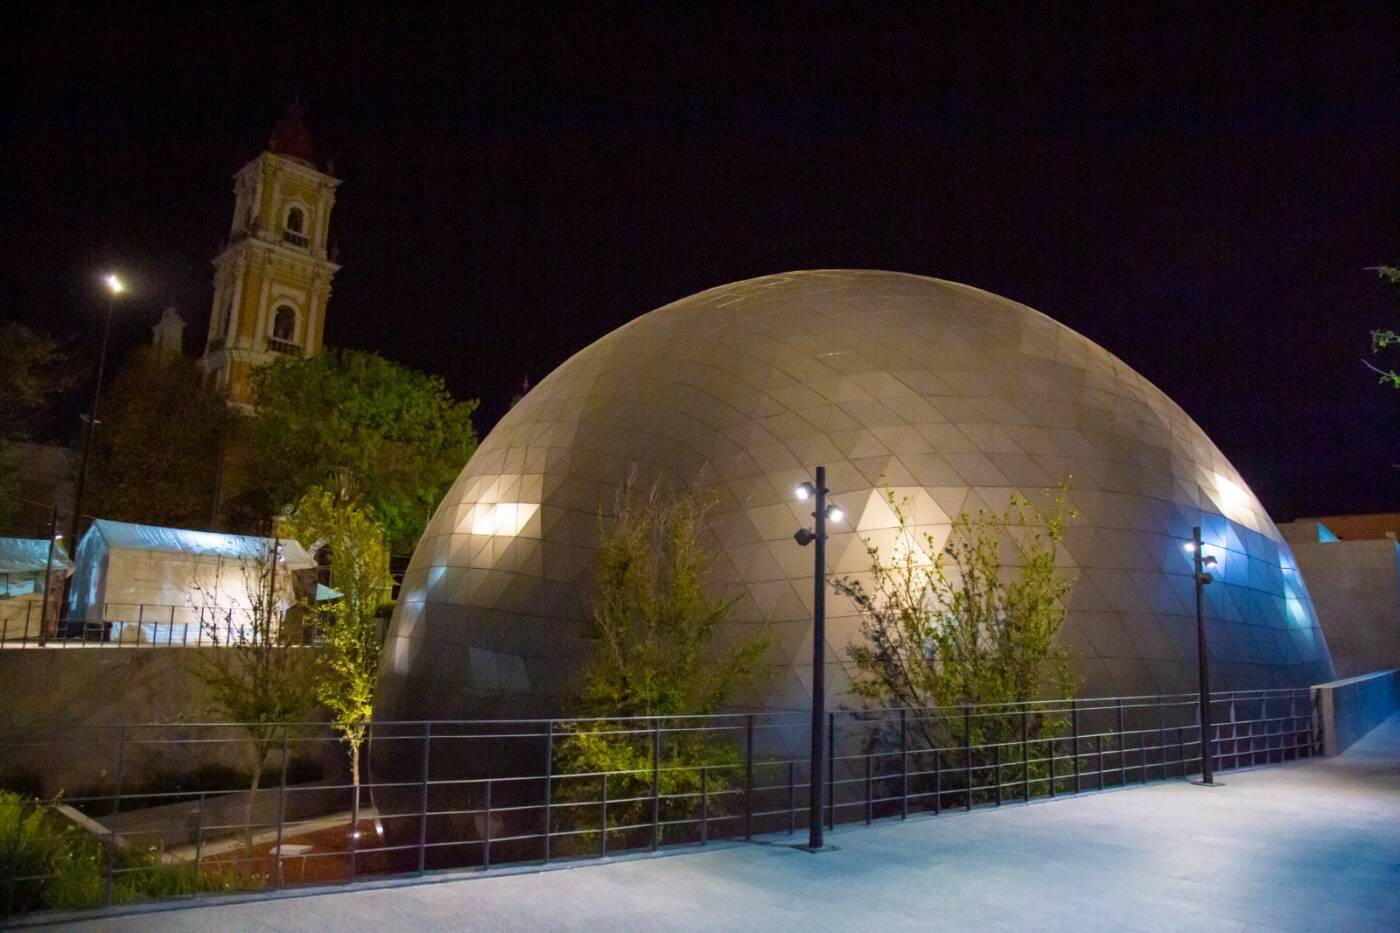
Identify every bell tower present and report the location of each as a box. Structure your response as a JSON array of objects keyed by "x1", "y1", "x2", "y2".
[{"x1": 200, "y1": 103, "x2": 341, "y2": 408}]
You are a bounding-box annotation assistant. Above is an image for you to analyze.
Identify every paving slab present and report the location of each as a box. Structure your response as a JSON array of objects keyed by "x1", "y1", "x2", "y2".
[{"x1": 59, "y1": 714, "x2": 1400, "y2": 932}]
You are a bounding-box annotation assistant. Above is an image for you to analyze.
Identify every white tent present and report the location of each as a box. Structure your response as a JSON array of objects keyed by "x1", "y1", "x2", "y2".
[
  {"x1": 0, "y1": 537, "x2": 72, "y2": 641},
  {"x1": 67, "y1": 520, "x2": 316, "y2": 645}
]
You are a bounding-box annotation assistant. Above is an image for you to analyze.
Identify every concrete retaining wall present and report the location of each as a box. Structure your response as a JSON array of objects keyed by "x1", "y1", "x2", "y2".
[{"x1": 1312, "y1": 668, "x2": 1400, "y2": 756}]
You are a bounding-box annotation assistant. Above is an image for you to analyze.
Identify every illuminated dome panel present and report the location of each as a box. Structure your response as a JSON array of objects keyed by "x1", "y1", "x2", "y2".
[{"x1": 377, "y1": 270, "x2": 1334, "y2": 721}]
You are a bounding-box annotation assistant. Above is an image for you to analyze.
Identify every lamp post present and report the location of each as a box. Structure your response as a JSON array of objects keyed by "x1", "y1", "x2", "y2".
[
  {"x1": 69, "y1": 273, "x2": 125, "y2": 551},
  {"x1": 793, "y1": 466, "x2": 844, "y2": 849},
  {"x1": 1188, "y1": 525, "x2": 1220, "y2": 786}
]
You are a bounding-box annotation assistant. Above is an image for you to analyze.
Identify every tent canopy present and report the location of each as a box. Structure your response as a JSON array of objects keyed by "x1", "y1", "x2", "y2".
[
  {"x1": 82, "y1": 520, "x2": 316, "y2": 570},
  {"x1": 0, "y1": 537, "x2": 73, "y2": 575}
]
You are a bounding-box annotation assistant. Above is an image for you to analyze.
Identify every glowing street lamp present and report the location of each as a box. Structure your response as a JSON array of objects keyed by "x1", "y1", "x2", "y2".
[
  {"x1": 69, "y1": 272, "x2": 127, "y2": 569},
  {"x1": 1187, "y1": 526, "x2": 1220, "y2": 786},
  {"x1": 792, "y1": 466, "x2": 844, "y2": 849}
]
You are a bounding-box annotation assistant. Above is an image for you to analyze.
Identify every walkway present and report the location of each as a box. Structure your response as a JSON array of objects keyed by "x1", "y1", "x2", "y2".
[{"x1": 70, "y1": 715, "x2": 1400, "y2": 932}]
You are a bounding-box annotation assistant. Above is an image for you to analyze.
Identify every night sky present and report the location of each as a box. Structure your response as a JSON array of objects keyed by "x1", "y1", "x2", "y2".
[{"x1": 4, "y1": 3, "x2": 1397, "y2": 521}]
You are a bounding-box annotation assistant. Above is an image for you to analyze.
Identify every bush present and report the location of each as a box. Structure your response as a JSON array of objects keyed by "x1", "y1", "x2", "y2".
[{"x1": 0, "y1": 791, "x2": 233, "y2": 917}]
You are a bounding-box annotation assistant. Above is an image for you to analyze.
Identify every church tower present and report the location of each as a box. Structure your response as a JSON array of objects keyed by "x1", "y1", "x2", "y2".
[{"x1": 200, "y1": 104, "x2": 341, "y2": 408}]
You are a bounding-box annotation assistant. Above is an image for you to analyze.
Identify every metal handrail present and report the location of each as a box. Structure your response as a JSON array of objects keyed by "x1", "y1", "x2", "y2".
[{"x1": 2, "y1": 689, "x2": 1316, "y2": 919}]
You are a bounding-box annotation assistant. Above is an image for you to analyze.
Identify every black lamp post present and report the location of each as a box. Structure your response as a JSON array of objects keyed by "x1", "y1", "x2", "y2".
[
  {"x1": 69, "y1": 273, "x2": 125, "y2": 552},
  {"x1": 793, "y1": 466, "x2": 844, "y2": 849},
  {"x1": 1190, "y1": 524, "x2": 1220, "y2": 786}
]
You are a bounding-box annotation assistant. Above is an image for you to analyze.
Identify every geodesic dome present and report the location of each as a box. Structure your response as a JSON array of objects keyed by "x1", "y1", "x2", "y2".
[{"x1": 376, "y1": 270, "x2": 1333, "y2": 722}]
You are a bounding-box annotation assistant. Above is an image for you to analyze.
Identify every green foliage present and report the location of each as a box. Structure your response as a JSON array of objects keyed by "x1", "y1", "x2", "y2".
[
  {"x1": 0, "y1": 322, "x2": 66, "y2": 442},
  {"x1": 89, "y1": 347, "x2": 228, "y2": 528},
  {"x1": 835, "y1": 483, "x2": 1077, "y2": 712},
  {"x1": 576, "y1": 491, "x2": 766, "y2": 719},
  {"x1": 1366, "y1": 264, "x2": 1399, "y2": 390},
  {"x1": 187, "y1": 545, "x2": 315, "y2": 846},
  {"x1": 244, "y1": 349, "x2": 479, "y2": 553},
  {"x1": 0, "y1": 791, "x2": 231, "y2": 916},
  {"x1": 281, "y1": 489, "x2": 393, "y2": 793},
  {"x1": 552, "y1": 490, "x2": 768, "y2": 849},
  {"x1": 0, "y1": 322, "x2": 67, "y2": 530}
]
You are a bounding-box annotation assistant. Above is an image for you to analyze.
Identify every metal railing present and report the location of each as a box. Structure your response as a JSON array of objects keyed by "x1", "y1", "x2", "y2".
[
  {"x1": 0, "y1": 689, "x2": 1316, "y2": 918},
  {"x1": 0, "y1": 603, "x2": 321, "y2": 648}
]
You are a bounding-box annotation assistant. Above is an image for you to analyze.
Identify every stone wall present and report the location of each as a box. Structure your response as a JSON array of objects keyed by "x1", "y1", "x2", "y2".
[{"x1": 0, "y1": 648, "x2": 333, "y2": 798}]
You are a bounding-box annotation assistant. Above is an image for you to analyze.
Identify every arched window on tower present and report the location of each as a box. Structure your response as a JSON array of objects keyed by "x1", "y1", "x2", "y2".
[
  {"x1": 268, "y1": 305, "x2": 300, "y2": 355},
  {"x1": 283, "y1": 206, "x2": 309, "y2": 247}
]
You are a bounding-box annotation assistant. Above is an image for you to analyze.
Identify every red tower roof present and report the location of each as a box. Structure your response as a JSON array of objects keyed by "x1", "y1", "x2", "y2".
[{"x1": 268, "y1": 101, "x2": 315, "y2": 165}]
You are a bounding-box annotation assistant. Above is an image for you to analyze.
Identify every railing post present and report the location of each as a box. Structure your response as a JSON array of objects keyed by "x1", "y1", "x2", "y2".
[
  {"x1": 274, "y1": 726, "x2": 289, "y2": 888},
  {"x1": 700, "y1": 767, "x2": 708, "y2": 845},
  {"x1": 1157, "y1": 699, "x2": 1167, "y2": 781},
  {"x1": 865, "y1": 754, "x2": 873, "y2": 824},
  {"x1": 1071, "y1": 700, "x2": 1080, "y2": 794},
  {"x1": 349, "y1": 746, "x2": 361, "y2": 883},
  {"x1": 993, "y1": 739, "x2": 1002, "y2": 807},
  {"x1": 104, "y1": 726, "x2": 127, "y2": 905},
  {"x1": 827, "y1": 712, "x2": 836, "y2": 829},
  {"x1": 963, "y1": 704, "x2": 973, "y2": 811},
  {"x1": 900, "y1": 708, "x2": 909, "y2": 820},
  {"x1": 1178, "y1": 726, "x2": 1187, "y2": 778},
  {"x1": 483, "y1": 779, "x2": 492, "y2": 869},
  {"x1": 650, "y1": 718, "x2": 660, "y2": 852},
  {"x1": 1117, "y1": 699, "x2": 1127, "y2": 787},
  {"x1": 194, "y1": 793, "x2": 206, "y2": 886},
  {"x1": 417, "y1": 723, "x2": 431, "y2": 875},
  {"x1": 1288, "y1": 694, "x2": 1298, "y2": 760},
  {"x1": 545, "y1": 720, "x2": 556, "y2": 863},
  {"x1": 1230, "y1": 693, "x2": 1239, "y2": 769},
  {"x1": 787, "y1": 761, "x2": 796, "y2": 835},
  {"x1": 1022, "y1": 707, "x2": 1031, "y2": 802},
  {"x1": 934, "y1": 744, "x2": 942, "y2": 814},
  {"x1": 1096, "y1": 735, "x2": 1104, "y2": 791},
  {"x1": 1048, "y1": 711, "x2": 1056, "y2": 798},
  {"x1": 600, "y1": 773, "x2": 608, "y2": 857},
  {"x1": 745, "y1": 714, "x2": 754, "y2": 841}
]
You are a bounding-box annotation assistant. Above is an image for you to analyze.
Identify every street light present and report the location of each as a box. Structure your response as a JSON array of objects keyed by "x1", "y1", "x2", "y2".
[
  {"x1": 69, "y1": 272, "x2": 126, "y2": 557},
  {"x1": 1187, "y1": 526, "x2": 1221, "y2": 786},
  {"x1": 792, "y1": 466, "x2": 844, "y2": 850}
]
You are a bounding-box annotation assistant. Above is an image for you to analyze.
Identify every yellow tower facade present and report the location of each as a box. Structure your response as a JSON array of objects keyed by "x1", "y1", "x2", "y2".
[{"x1": 201, "y1": 105, "x2": 341, "y2": 408}]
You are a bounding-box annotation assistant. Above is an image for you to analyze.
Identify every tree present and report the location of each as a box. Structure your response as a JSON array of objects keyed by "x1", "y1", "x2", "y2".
[
  {"x1": 188, "y1": 541, "x2": 316, "y2": 849},
  {"x1": 832, "y1": 484, "x2": 1077, "y2": 760},
  {"x1": 88, "y1": 347, "x2": 228, "y2": 528},
  {"x1": 1366, "y1": 264, "x2": 1400, "y2": 390},
  {"x1": 0, "y1": 323, "x2": 67, "y2": 529},
  {"x1": 281, "y1": 489, "x2": 393, "y2": 808},
  {"x1": 551, "y1": 489, "x2": 769, "y2": 851},
  {"x1": 243, "y1": 349, "x2": 479, "y2": 553}
]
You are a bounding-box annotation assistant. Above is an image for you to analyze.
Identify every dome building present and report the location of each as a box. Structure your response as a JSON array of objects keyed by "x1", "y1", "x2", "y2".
[{"x1": 376, "y1": 270, "x2": 1333, "y2": 723}]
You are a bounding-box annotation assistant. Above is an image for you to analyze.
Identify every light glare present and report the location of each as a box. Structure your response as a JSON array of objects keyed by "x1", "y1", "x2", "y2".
[
  {"x1": 827, "y1": 506, "x2": 844, "y2": 523},
  {"x1": 794, "y1": 482, "x2": 814, "y2": 501},
  {"x1": 105, "y1": 273, "x2": 125, "y2": 295}
]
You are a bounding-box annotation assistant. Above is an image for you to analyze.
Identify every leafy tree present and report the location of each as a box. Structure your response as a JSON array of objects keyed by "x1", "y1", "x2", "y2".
[
  {"x1": 552, "y1": 490, "x2": 769, "y2": 851},
  {"x1": 0, "y1": 322, "x2": 65, "y2": 441},
  {"x1": 1366, "y1": 264, "x2": 1400, "y2": 390},
  {"x1": 88, "y1": 347, "x2": 228, "y2": 528},
  {"x1": 243, "y1": 349, "x2": 479, "y2": 553},
  {"x1": 835, "y1": 484, "x2": 1076, "y2": 713},
  {"x1": 281, "y1": 489, "x2": 393, "y2": 807},
  {"x1": 832, "y1": 484, "x2": 1077, "y2": 803},
  {"x1": 188, "y1": 541, "x2": 316, "y2": 848},
  {"x1": 0, "y1": 323, "x2": 67, "y2": 529}
]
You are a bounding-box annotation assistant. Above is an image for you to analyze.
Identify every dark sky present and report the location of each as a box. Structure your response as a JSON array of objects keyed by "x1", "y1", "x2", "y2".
[{"x1": 3, "y1": 2, "x2": 1397, "y2": 521}]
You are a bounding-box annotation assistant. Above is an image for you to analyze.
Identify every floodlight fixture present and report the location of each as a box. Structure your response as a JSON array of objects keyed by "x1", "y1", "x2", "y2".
[{"x1": 794, "y1": 482, "x2": 815, "y2": 501}]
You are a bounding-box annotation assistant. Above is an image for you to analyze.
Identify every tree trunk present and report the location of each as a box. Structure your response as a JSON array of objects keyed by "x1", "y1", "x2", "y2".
[{"x1": 245, "y1": 749, "x2": 265, "y2": 854}]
